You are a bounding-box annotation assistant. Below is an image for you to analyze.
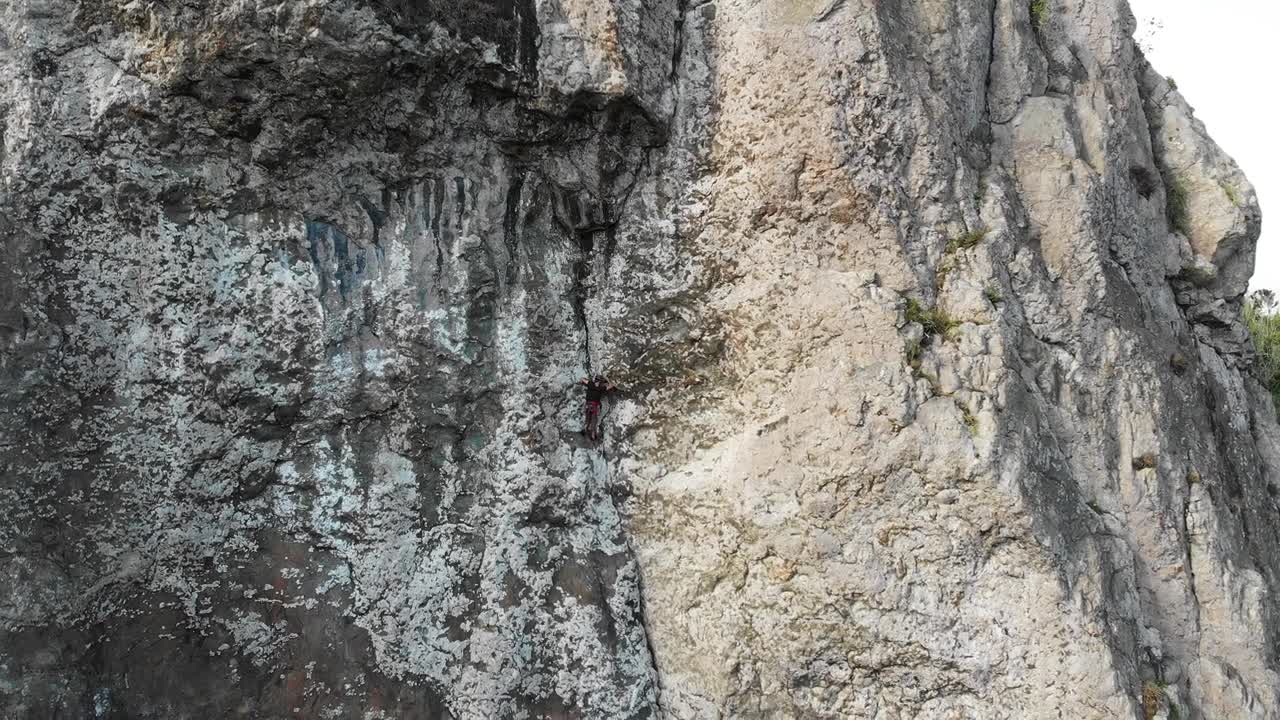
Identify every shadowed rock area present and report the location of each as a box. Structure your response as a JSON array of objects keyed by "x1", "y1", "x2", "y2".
[{"x1": 2, "y1": 0, "x2": 1279, "y2": 719}]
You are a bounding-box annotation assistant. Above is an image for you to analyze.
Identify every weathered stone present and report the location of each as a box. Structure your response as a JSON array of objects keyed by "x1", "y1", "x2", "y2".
[{"x1": 1, "y1": 0, "x2": 1277, "y2": 719}]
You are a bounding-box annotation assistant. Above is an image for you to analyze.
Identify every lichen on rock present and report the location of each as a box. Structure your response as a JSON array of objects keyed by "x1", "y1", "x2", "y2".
[{"x1": 2, "y1": 0, "x2": 1279, "y2": 718}]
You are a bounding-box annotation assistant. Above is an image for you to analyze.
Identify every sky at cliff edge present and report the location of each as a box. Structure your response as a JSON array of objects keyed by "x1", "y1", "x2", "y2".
[{"x1": 1129, "y1": 0, "x2": 1276, "y2": 294}]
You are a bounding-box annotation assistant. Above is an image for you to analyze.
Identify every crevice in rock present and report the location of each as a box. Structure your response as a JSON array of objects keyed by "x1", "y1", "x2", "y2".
[
  {"x1": 502, "y1": 169, "x2": 527, "y2": 286},
  {"x1": 670, "y1": 0, "x2": 692, "y2": 81},
  {"x1": 982, "y1": 0, "x2": 998, "y2": 121}
]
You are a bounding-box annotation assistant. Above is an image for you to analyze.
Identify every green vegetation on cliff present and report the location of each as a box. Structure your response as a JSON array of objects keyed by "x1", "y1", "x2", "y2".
[{"x1": 1245, "y1": 290, "x2": 1280, "y2": 406}]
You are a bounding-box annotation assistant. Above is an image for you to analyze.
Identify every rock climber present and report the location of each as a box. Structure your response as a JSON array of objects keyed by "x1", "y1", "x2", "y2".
[{"x1": 580, "y1": 374, "x2": 617, "y2": 441}]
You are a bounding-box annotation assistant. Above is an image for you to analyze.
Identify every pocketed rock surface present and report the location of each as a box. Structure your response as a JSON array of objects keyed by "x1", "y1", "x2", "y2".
[{"x1": 1, "y1": 1, "x2": 1277, "y2": 718}]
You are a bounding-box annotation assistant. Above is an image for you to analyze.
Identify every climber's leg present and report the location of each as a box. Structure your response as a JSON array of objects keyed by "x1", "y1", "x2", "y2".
[{"x1": 585, "y1": 401, "x2": 601, "y2": 439}]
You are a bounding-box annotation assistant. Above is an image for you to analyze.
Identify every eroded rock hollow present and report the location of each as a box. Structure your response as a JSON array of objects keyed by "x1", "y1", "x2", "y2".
[{"x1": 2, "y1": 0, "x2": 1278, "y2": 718}]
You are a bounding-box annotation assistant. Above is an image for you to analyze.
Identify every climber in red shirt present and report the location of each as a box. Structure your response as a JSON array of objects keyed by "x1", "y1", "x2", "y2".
[{"x1": 580, "y1": 375, "x2": 617, "y2": 441}]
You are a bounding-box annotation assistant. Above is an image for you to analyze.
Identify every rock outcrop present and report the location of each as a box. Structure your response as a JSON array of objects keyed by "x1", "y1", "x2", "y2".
[{"x1": 1, "y1": 0, "x2": 1276, "y2": 718}]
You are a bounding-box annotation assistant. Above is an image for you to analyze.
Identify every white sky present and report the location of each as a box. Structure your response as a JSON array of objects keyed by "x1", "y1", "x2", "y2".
[{"x1": 1129, "y1": 0, "x2": 1276, "y2": 294}]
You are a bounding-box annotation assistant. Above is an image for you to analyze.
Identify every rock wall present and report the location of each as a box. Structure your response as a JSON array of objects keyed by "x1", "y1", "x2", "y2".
[{"x1": 1, "y1": 0, "x2": 1277, "y2": 719}]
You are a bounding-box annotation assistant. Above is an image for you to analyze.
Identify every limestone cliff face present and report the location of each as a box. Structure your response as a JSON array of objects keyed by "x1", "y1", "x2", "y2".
[{"x1": 1, "y1": 1, "x2": 1276, "y2": 718}]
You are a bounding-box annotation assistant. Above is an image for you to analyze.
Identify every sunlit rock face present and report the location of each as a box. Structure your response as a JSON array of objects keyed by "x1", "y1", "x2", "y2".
[{"x1": 2, "y1": 1, "x2": 1277, "y2": 719}]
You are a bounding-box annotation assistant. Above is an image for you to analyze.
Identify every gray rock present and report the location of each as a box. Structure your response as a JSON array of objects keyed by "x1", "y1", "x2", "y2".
[{"x1": 1, "y1": 0, "x2": 1277, "y2": 718}]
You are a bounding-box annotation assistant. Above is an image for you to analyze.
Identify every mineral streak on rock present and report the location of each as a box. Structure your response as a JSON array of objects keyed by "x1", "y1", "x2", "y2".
[{"x1": 1, "y1": 0, "x2": 1277, "y2": 718}]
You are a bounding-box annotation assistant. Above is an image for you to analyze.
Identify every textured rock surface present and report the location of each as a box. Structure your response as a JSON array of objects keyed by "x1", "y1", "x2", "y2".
[{"x1": 1, "y1": 0, "x2": 1277, "y2": 718}]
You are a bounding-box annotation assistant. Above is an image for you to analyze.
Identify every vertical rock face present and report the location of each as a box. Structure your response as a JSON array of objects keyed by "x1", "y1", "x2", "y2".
[
  {"x1": 1, "y1": 1, "x2": 1276, "y2": 719},
  {"x1": 1, "y1": 1, "x2": 673, "y2": 716}
]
